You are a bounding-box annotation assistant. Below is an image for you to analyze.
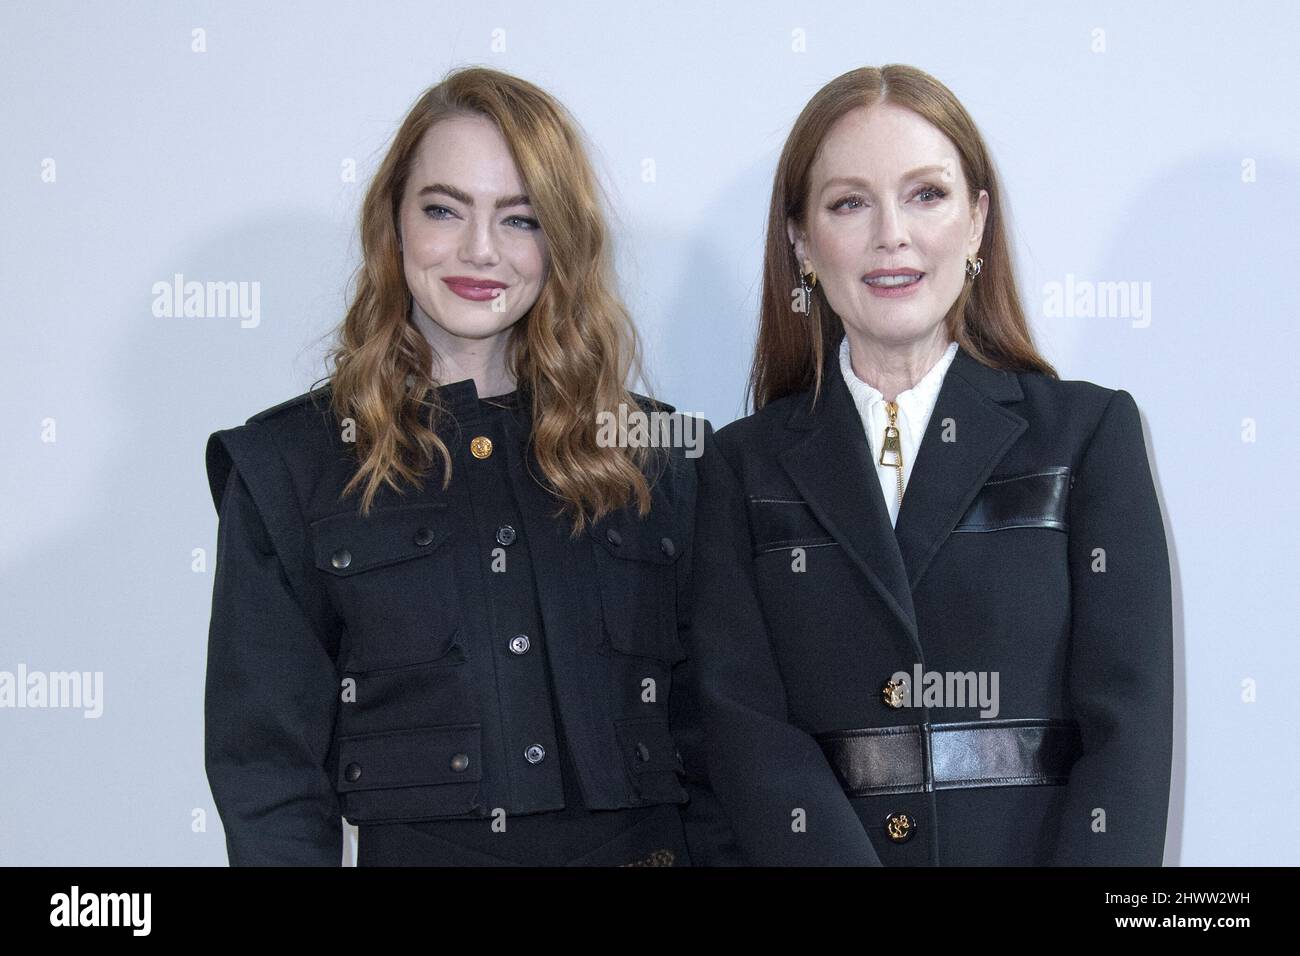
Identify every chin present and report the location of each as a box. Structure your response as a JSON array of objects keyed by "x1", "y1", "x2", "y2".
[
  {"x1": 439, "y1": 315, "x2": 520, "y2": 340},
  {"x1": 861, "y1": 318, "x2": 943, "y2": 346}
]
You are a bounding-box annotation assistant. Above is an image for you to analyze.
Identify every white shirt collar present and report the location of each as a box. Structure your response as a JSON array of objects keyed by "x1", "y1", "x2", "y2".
[
  {"x1": 837, "y1": 336, "x2": 958, "y2": 527},
  {"x1": 838, "y1": 336, "x2": 958, "y2": 428}
]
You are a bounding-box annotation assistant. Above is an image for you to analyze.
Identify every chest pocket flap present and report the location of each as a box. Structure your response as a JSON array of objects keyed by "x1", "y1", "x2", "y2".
[
  {"x1": 589, "y1": 509, "x2": 685, "y2": 664},
  {"x1": 310, "y1": 503, "x2": 461, "y2": 671},
  {"x1": 747, "y1": 496, "x2": 836, "y2": 555}
]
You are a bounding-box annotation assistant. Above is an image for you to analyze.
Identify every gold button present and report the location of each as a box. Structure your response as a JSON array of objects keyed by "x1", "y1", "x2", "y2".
[
  {"x1": 470, "y1": 436, "x2": 493, "y2": 459},
  {"x1": 885, "y1": 811, "x2": 915, "y2": 843},
  {"x1": 881, "y1": 677, "x2": 908, "y2": 709}
]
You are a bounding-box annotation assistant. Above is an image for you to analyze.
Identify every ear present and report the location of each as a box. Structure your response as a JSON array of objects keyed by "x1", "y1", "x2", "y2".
[
  {"x1": 968, "y1": 189, "x2": 989, "y2": 253},
  {"x1": 786, "y1": 217, "x2": 808, "y2": 272}
]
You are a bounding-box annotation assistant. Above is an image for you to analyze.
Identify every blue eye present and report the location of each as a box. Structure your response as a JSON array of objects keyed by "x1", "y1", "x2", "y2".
[
  {"x1": 422, "y1": 204, "x2": 454, "y2": 219},
  {"x1": 830, "y1": 195, "x2": 865, "y2": 211},
  {"x1": 916, "y1": 185, "x2": 948, "y2": 202},
  {"x1": 505, "y1": 216, "x2": 542, "y2": 231}
]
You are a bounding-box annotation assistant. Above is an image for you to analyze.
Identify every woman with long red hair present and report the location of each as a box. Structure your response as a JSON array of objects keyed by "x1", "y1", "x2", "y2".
[
  {"x1": 691, "y1": 64, "x2": 1173, "y2": 866},
  {"x1": 203, "y1": 67, "x2": 736, "y2": 866}
]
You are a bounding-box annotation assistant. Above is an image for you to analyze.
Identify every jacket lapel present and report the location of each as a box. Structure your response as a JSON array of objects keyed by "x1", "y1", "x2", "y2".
[
  {"x1": 778, "y1": 356, "x2": 921, "y2": 654},
  {"x1": 893, "y1": 345, "x2": 1027, "y2": 591},
  {"x1": 777, "y1": 343, "x2": 1028, "y2": 654}
]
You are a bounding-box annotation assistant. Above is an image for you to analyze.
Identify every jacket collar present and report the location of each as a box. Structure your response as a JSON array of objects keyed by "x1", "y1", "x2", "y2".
[{"x1": 777, "y1": 340, "x2": 1027, "y2": 652}]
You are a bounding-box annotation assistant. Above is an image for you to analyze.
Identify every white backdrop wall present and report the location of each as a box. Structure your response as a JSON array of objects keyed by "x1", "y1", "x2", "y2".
[{"x1": 1, "y1": 0, "x2": 1296, "y2": 865}]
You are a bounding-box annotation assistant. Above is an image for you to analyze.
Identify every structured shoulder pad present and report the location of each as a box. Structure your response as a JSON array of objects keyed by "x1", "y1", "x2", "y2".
[
  {"x1": 204, "y1": 421, "x2": 301, "y2": 523},
  {"x1": 204, "y1": 420, "x2": 331, "y2": 640},
  {"x1": 629, "y1": 391, "x2": 677, "y2": 415},
  {"x1": 247, "y1": 383, "x2": 334, "y2": 425}
]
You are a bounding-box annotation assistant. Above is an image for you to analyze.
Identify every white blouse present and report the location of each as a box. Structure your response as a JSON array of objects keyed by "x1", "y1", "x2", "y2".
[{"x1": 837, "y1": 337, "x2": 959, "y2": 527}]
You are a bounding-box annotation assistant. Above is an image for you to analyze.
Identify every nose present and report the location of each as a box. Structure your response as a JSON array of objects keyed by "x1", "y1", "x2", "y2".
[
  {"x1": 872, "y1": 200, "x2": 909, "y2": 253},
  {"x1": 458, "y1": 213, "x2": 501, "y2": 268}
]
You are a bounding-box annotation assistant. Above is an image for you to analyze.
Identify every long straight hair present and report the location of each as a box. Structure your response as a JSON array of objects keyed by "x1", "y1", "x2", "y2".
[
  {"x1": 750, "y1": 64, "x2": 1057, "y2": 411},
  {"x1": 321, "y1": 67, "x2": 657, "y2": 533}
]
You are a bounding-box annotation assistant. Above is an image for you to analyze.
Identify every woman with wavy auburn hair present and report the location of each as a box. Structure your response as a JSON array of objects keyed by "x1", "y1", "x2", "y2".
[
  {"x1": 690, "y1": 64, "x2": 1173, "y2": 865},
  {"x1": 202, "y1": 66, "x2": 736, "y2": 866}
]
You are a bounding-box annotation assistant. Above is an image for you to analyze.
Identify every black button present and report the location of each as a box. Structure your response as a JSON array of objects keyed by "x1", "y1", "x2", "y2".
[
  {"x1": 331, "y1": 549, "x2": 351, "y2": 570},
  {"x1": 413, "y1": 527, "x2": 435, "y2": 546},
  {"x1": 495, "y1": 525, "x2": 517, "y2": 546},
  {"x1": 660, "y1": 537, "x2": 675, "y2": 558},
  {"x1": 635, "y1": 742, "x2": 651, "y2": 762},
  {"x1": 344, "y1": 762, "x2": 361, "y2": 783},
  {"x1": 449, "y1": 753, "x2": 470, "y2": 773},
  {"x1": 606, "y1": 528, "x2": 622, "y2": 547}
]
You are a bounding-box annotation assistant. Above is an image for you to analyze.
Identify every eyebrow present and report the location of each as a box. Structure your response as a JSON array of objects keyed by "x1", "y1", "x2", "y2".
[
  {"x1": 819, "y1": 165, "x2": 952, "y2": 192},
  {"x1": 416, "y1": 183, "x2": 532, "y2": 209}
]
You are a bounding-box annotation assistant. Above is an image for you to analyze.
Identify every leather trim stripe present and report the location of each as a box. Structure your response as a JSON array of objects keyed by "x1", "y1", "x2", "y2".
[{"x1": 814, "y1": 718, "x2": 1082, "y2": 796}]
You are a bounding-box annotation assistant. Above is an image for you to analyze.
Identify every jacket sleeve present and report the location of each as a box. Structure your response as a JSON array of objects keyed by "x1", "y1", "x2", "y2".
[
  {"x1": 687, "y1": 423, "x2": 882, "y2": 866},
  {"x1": 668, "y1": 419, "x2": 749, "y2": 866},
  {"x1": 204, "y1": 424, "x2": 343, "y2": 866},
  {"x1": 1052, "y1": 389, "x2": 1173, "y2": 865}
]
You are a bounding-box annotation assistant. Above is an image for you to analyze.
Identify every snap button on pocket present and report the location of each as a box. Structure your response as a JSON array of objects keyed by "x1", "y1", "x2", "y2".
[
  {"x1": 606, "y1": 528, "x2": 622, "y2": 547},
  {"x1": 344, "y1": 762, "x2": 362, "y2": 783},
  {"x1": 331, "y1": 549, "x2": 352, "y2": 570},
  {"x1": 614, "y1": 717, "x2": 687, "y2": 805},
  {"x1": 660, "y1": 537, "x2": 675, "y2": 558},
  {"x1": 413, "y1": 527, "x2": 436, "y2": 546},
  {"x1": 449, "y1": 753, "x2": 470, "y2": 773}
]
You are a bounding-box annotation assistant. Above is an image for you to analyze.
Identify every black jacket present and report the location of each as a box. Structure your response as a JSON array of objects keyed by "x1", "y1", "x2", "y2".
[
  {"x1": 689, "y1": 342, "x2": 1173, "y2": 865},
  {"x1": 203, "y1": 378, "x2": 739, "y2": 865}
]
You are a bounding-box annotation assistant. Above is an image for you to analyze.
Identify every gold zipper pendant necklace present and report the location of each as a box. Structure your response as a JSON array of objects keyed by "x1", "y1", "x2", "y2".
[{"x1": 879, "y1": 401, "x2": 904, "y2": 510}]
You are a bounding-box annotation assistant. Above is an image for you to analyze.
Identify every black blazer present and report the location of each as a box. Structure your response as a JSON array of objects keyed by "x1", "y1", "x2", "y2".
[
  {"x1": 689, "y1": 342, "x2": 1173, "y2": 865},
  {"x1": 203, "y1": 380, "x2": 738, "y2": 865}
]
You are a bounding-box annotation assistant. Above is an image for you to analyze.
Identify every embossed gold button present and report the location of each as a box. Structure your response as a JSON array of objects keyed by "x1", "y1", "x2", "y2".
[
  {"x1": 885, "y1": 811, "x2": 915, "y2": 843},
  {"x1": 470, "y1": 435, "x2": 493, "y2": 459},
  {"x1": 881, "y1": 677, "x2": 908, "y2": 709}
]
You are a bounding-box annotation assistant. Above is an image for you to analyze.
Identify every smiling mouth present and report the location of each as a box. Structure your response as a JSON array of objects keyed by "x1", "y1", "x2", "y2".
[
  {"x1": 864, "y1": 273, "x2": 925, "y2": 288},
  {"x1": 442, "y1": 278, "x2": 507, "y2": 302}
]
